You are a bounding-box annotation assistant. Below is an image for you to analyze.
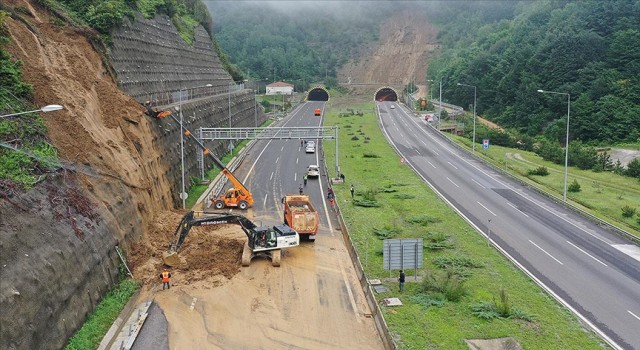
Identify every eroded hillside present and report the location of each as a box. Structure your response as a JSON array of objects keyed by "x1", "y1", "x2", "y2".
[
  {"x1": 338, "y1": 10, "x2": 438, "y2": 88},
  {"x1": 1, "y1": 1, "x2": 174, "y2": 348}
]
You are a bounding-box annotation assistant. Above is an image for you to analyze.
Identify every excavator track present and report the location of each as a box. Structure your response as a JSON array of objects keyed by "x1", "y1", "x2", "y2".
[
  {"x1": 241, "y1": 241, "x2": 252, "y2": 266},
  {"x1": 271, "y1": 249, "x2": 281, "y2": 267}
]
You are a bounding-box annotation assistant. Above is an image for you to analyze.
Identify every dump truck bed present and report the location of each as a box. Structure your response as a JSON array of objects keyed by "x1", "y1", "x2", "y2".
[{"x1": 283, "y1": 195, "x2": 318, "y2": 240}]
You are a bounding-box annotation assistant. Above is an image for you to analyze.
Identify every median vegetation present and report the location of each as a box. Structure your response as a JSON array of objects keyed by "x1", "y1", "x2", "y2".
[{"x1": 324, "y1": 99, "x2": 607, "y2": 349}]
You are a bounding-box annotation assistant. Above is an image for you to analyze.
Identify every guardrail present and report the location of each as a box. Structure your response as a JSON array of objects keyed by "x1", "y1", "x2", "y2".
[{"x1": 423, "y1": 122, "x2": 640, "y2": 245}]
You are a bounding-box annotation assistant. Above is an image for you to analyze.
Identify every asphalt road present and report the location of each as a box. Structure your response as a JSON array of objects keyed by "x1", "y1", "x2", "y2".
[
  {"x1": 378, "y1": 101, "x2": 640, "y2": 350},
  {"x1": 134, "y1": 101, "x2": 383, "y2": 349}
]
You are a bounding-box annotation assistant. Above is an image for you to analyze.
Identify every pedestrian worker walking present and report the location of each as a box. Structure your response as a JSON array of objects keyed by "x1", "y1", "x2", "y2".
[
  {"x1": 398, "y1": 270, "x2": 406, "y2": 292},
  {"x1": 350, "y1": 184, "x2": 355, "y2": 199},
  {"x1": 299, "y1": 184, "x2": 304, "y2": 195},
  {"x1": 303, "y1": 173, "x2": 308, "y2": 186},
  {"x1": 160, "y1": 269, "x2": 172, "y2": 290},
  {"x1": 327, "y1": 187, "x2": 334, "y2": 199}
]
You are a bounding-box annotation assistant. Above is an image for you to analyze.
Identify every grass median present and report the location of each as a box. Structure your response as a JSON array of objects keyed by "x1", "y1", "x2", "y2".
[{"x1": 323, "y1": 97, "x2": 608, "y2": 349}]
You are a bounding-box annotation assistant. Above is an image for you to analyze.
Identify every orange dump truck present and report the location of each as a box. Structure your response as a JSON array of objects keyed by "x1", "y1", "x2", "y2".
[{"x1": 283, "y1": 194, "x2": 318, "y2": 241}]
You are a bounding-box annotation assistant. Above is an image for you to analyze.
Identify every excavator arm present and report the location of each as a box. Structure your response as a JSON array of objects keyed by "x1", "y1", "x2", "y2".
[{"x1": 169, "y1": 211, "x2": 257, "y2": 253}]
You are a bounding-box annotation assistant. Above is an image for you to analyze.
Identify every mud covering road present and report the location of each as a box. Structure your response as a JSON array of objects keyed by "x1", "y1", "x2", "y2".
[{"x1": 129, "y1": 214, "x2": 384, "y2": 349}]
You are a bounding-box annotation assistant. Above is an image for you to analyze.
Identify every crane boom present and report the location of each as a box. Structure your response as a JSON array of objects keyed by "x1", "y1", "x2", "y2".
[{"x1": 145, "y1": 103, "x2": 253, "y2": 208}]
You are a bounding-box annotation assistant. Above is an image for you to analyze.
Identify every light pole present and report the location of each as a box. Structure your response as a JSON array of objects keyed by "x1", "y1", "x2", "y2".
[
  {"x1": 177, "y1": 88, "x2": 187, "y2": 209},
  {"x1": 457, "y1": 83, "x2": 477, "y2": 152},
  {"x1": 228, "y1": 81, "x2": 233, "y2": 152},
  {"x1": 438, "y1": 78, "x2": 443, "y2": 130},
  {"x1": 538, "y1": 89, "x2": 571, "y2": 202},
  {"x1": 0, "y1": 104, "x2": 63, "y2": 118}
]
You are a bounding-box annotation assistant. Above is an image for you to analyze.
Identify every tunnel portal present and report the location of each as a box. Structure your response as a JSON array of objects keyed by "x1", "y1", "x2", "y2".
[
  {"x1": 307, "y1": 87, "x2": 330, "y2": 101},
  {"x1": 374, "y1": 87, "x2": 398, "y2": 102}
]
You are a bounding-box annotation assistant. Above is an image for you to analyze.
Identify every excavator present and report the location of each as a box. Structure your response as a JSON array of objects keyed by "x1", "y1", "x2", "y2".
[
  {"x1": 162, "y1": 211, "x2": 300, "y2": 267},
  {"x1": 144, "y1": 101, "x2": 253, "y2": 210}
]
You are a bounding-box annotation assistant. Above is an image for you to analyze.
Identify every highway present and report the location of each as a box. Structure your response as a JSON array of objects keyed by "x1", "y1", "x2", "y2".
[{"x1": 377, "y1": 101, "x2": 640, "y2": 349}]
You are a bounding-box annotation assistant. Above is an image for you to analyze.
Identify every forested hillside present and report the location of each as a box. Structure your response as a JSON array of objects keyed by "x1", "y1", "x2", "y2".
[
  {"x1": 430, "y1": 0, "x2": 640, "y2": 145},
  {"x1": 205, "y1": 1, "x2": 396, "y2": 89}
]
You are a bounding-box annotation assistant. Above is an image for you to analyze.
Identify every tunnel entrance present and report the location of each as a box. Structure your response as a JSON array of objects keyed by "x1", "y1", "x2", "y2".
[
  {"x1": 307, "y1": 87, "x2": 330, "y2": 101},
  {"x1": 374, "y1": 87, "x2": 398, "y2": 102}
]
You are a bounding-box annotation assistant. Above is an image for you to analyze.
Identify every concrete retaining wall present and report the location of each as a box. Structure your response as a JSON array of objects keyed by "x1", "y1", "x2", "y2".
[{"x1": 108, "y1": 14, "x2": 268, "y2": 205}]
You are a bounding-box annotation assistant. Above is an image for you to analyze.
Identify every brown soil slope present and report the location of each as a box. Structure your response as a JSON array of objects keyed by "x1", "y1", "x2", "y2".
[
  {"x1": 4, "y1": 0, "x2": 174, "y2": 235},
  {"x1": 2, "y1": 1, "x2": 174, "y2": 348},
  {"x1": 338, "y1": 10, "x2": 438, "y2": 87}
]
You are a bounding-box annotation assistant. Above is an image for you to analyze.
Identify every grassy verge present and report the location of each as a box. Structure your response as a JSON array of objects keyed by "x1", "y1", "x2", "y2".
[
  {"x1": 65, "y1": 278, "x2": 139, "y2": 350},
  {"x1": 324, "y1": 99, "x2": 607, "y2": 349}
]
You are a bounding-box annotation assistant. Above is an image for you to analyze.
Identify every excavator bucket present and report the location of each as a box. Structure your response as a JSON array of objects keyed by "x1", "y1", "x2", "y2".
[{"x1": 162, "y1": 251, "x2": 181, "y2": 267}]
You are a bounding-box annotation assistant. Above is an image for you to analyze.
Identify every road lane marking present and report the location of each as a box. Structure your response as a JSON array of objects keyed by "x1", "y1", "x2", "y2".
[
  {"x1": 447, "y1": 161, "x2": 458, "y2": 169},
  {"x1": 294, "y1": 173, "x2": 297, "y2": 182},
  {"x1": 507, "y1": 203, "x2": 529, "y2": 217},
  {"x1": 263, "y1": 195, "x2": 268, "y2": 207},
  {"x1": 628, "y1": 310, "x2": 640, "y2": 321},
  {"x1": 446, "y1": 177, "x2": 459, "y2": 187},
  {"x1": 275, "y1": 156, "x2": 279, "y2": 164},
  {"x1": 416, "y1": 149, "x2": 421, "y2": 155},
  {"x1": 432, "y1": 150, "x2": 439, "y2": 156},
  {"x1": 477, "y1": 201, "x2": 497, "y2": 216},
  {"x1": 281, "y1": 145, "x2": 284, "y2": 152},
  {"x1": 566, "y1": 241, "x2": 608, "y2": 267},
  {"x1": 421, "y1": 140, "x2": 428, "y2": 146},
  {"x1": 296, "y1": 157, "x2": 299, "y2": 164},
  {"x1": 529, "y1": 240, "x2": 564, "y2": 265},
  {"x1": 270, "y1": 172, "x2": 274, "y2": 180},
  {"x1": 427, "y1": 161, "x2": 437, "y2": 168},
  {"x1": 471, "y1": 178, "x2": 486, "y2": 189}
]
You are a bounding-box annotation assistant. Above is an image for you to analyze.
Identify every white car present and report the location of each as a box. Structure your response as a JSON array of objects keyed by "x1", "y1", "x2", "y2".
[
  {"x1": 390, "y1": 105, "x2": 395, "y2": 109},
  {"x1": 307, "y1": 165, "x2": 320, "y2": 177},
  {"x1": 305, "y1": 144, "x2": 315, "y2": 153}
]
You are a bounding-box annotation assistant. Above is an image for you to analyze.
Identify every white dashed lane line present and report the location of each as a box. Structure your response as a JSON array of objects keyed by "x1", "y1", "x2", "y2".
[{"x1": 530, "y1": 240, "x2": 564, "y2": 265}]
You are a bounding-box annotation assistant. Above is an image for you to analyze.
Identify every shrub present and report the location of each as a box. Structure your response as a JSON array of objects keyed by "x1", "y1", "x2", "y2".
[
  {"x1": 351, "y1": 135, "x2": 359, "y2": 140},
  {"x1": 470, "y1": 288, "x2": 533, "y2": 321},
  {"x1": 423, "y1": 231, "x2": 453, "y2": 250},
  {"x1": 363, "y1": 152, "x2": 380, "y2": 158},
  {"x1": 419, "y1": 270, "x2": 467, "y2": 302},
  {"x1": 372, "y1": 226, "x2": 399, "y2": 239},
  {"x1": 392, "y1": 193, "x2": 415, "y2": 199},
  {"x1": 567, "y1": 179, "x2": 581, "y2": 192},
  {"x1": 407, "y1": 215, "x2": 441, "y2": 225},
  {"x1": 433, "y1": 254, "x2": 483, "y2": 269},
  {"x1": 621, "y1": 205, "x2": 636, "y2": 218},
  {"x1": 409, "y1": 293, "x2": 447, "y2": 309},
  {"x1": 527, "y1": 166, "x2": 549, "y2": 176}
]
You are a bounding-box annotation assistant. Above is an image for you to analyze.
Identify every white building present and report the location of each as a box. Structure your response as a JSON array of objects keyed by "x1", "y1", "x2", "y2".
[{"x1": 266, "y1": 81, "x2": 294, "y2": 95}]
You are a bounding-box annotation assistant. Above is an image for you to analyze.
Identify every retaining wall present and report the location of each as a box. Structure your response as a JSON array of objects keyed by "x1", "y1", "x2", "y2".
[{"x1": 108, "y1": 14, "x2": 267, "y2": 205}]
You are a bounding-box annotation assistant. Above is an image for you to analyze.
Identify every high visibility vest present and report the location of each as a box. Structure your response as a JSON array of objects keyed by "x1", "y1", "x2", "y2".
[{"x1": 162, "y1": 271, "x2": 170, "y2": 282}]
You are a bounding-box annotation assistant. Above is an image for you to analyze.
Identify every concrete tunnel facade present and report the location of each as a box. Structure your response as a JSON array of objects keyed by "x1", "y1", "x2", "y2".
[
  {"x1": 307, "y1": 87, "x2": 330, "y2": 101},
  {"x1": 374, "y1": 87, "x2": 399, "y2": 101}
]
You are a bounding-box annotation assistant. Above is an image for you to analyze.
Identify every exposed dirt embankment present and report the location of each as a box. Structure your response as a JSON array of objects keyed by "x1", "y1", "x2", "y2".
[
  {"x1": 1, "y1": 1, "x2": 174, "y2": 348},
  {"x1": 338, "y1": 10, "x2": 438, "y2": 88}
]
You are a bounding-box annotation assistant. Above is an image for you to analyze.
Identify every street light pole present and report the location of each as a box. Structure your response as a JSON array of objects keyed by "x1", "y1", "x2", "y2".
[
  {"x1": 0, "y1": 104, "x2": 64, "y2": 118},
  {"x1": 457, "y1": 83, "x2": 477, "y2": 152},
  {"x1": 538, "y1": 89, "x2": 571, "y2": 202},
  {"x1": 178, "y1": 89, "x2": 186, "y2": 209},
  {"x1": 438, "y1": 78, "x2": 443, "y2": 130}
]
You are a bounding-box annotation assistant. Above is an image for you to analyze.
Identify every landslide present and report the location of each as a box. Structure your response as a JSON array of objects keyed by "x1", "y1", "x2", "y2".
[
  {"x1": 0, "y1": 1, "x2": 180, "y2": 348},
  {"x1": 338, "y1": 10, "x2": 438, "y2": 92}
]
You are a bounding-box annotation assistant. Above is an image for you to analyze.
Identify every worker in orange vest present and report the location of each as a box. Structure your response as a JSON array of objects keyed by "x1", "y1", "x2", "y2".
[{"x1": 160, "y1": 269, "x2": 172, "y2": 290}]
